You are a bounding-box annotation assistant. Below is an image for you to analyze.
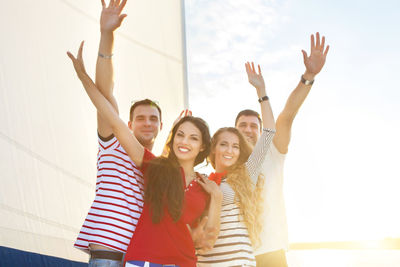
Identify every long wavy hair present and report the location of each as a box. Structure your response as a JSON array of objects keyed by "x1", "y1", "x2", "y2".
[
  {"x1": 145, "y1": 116, "x2": 211, "y2": 223},
  {"x1": 208, "y1": 127, "x2": 264, "y2": 248}
]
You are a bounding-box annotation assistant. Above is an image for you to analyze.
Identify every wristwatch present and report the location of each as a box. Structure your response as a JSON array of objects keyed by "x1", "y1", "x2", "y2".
[
  {"x1": 301, "y1": 75, "x2": 314, "y2": 85},
  {"x1": 258, "y1": 95, "x2": 269, "y2": 103}
]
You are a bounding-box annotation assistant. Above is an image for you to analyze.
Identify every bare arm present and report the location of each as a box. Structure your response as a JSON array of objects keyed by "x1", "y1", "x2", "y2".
[
  {"x1": 197, "y1": 177, "x2": 223, "y2": 250},
  {"x1": 96, "y1": 0, "x2": 127, "y2": 137},
  {"x1": 274, "y1": 32, "x2": 330, "y2": 154},
  {"x1": 245, "y1": 62, "x2": 275, "y2": 130},
  {"x1": 68, "y1": 42, "x2": 145, "y2": 166},
  {"x1": 244, "y1": 62, "x2": 276, "y2": 182},
  {"x1": 187, "y1": 217, "x2": 213, "y2": 252}
]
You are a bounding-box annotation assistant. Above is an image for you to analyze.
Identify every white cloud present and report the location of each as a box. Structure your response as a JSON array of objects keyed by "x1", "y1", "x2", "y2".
[
  {"x1": 185, "y1": 0, "x2": 294, "y2": 124},
  {"x1": 186, "y1": 0, "x2": 291, "y2": 75}
]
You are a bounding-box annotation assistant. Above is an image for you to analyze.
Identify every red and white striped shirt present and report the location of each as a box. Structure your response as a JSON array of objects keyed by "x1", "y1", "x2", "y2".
[{"x1": 74, "y1": 135, "x2": 144, "y2": 253}]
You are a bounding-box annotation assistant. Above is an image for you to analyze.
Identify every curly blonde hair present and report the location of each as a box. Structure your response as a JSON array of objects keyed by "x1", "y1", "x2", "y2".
[{"x1": 208, "y1": 127, "x2": 265, "y2": 248}]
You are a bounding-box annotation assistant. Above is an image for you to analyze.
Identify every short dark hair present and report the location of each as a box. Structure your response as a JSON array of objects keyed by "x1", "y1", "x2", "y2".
[
  {"x1": 129, "y1": 99, "x2": 162, "y2": 122},
  {"x1": 235, "y1": 109, "x2": 262, "y2": 127}
]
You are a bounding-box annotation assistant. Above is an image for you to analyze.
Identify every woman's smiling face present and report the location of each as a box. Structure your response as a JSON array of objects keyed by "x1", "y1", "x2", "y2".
[
  {"x1": 213, "y1": 131, "x2": 240, "y2": 172},
  {"x1": 173, "y1": 121, "x2": 204, "y2": 164}
]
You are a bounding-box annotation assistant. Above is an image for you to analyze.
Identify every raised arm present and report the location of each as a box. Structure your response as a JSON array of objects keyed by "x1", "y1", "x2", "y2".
[
  {"x1": 68, "y1": 42, "x2": 145, "y2": 166},
  {"x1": 96, "y1": 0, "x2": 127, "y2": 137},
  {"x1": 274, "y1": 32, "x2": 329, "y2": 154},
  {"x1": 245, "y1": 62, "x2": 275, "y2": 130},
  {"x1": 245, "y1": 62, "x2": 276, "y2": 182}
]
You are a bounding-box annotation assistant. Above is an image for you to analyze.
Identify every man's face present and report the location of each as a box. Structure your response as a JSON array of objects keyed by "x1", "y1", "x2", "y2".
[
  {"x1": 235, "y1": 115, "x2": 261, "y2": 146},
  {"x1": 128, "y1": 105, "x2": 162, "y2": 147}
]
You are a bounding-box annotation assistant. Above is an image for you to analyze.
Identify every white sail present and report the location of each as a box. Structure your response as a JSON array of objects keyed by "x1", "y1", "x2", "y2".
[{"x1": 0, "y1": 0, "x2": 187, "y2": 263}]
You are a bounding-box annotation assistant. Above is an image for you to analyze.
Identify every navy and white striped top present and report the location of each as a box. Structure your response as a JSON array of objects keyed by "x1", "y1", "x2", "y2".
[{"x1": 197, "y1": 129, "x2": 275, "y2": 266}]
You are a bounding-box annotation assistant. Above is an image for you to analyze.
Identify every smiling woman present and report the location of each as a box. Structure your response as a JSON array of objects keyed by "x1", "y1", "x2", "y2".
[
  {"x1": 67, "y1": 41, "x2": 223, "y2": 267},
  {"x1": 212, "y1": 131, "x2": 241, "y2": 172},
  {"x1": 172, "y1": 120, "x2": 205, "y2": 166},
  {"x1": 197, "y1": 127, "x2": 275, "y2": 266}
]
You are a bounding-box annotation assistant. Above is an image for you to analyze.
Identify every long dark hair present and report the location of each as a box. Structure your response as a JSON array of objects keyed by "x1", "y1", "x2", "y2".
[{"x1": 145, "y1": 116, "x2": 211, "y2": 223}]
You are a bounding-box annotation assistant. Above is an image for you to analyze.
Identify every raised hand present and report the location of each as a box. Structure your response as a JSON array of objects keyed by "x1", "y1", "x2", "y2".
[
  {"x1": 245, "y1": 62, "x2": 266, "y2": 97},
  {"x1": 197, "y1": 176, "x2": 222, "y2": 198},
  {"x1": 67, "y1": 41, "x2": 88, "y2": 81},
  {"x1": 302, "y1": 32, "x2": 330, "y2": 77},
  {"x1": 188, "y1": 217, "x2": 218, "y2": 253},
  {"x1": 173, "y1": 109, "x2": 192, "y2": 127},
  {"x1": 100, "y1": 0, "x2": 128, "y2": 33}
]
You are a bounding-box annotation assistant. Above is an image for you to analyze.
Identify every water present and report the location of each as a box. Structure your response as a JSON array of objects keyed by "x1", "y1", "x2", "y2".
[{"x1": 287, "y1": 249, "x2": 400, "y2": 267}]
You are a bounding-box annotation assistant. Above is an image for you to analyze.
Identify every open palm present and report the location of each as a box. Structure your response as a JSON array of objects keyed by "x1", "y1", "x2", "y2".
[
  {"x1": 100, "y1": 0, "x2": 127, "y2": 32},
  {"x1": 245, "y1": 62, "x2": 265, "y2": 90},
  {"x1": 302, "y1": 32, "x2": 330, "y2": 75}
]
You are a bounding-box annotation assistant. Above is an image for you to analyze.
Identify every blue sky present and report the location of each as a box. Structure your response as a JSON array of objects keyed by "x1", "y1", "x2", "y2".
[{"x1": 185, "y1": 0, "x2": 400, "y2": 243}]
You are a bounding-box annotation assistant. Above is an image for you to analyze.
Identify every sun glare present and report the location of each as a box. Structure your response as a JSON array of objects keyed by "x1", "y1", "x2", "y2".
[{"x1": 359, "y1": 240, "x2": 385, "y2": 249}]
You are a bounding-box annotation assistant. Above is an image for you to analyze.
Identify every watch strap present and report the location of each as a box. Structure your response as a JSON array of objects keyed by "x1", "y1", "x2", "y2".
[{"x1": 258, "y1": 95, "x2": 269, "y2": 103}]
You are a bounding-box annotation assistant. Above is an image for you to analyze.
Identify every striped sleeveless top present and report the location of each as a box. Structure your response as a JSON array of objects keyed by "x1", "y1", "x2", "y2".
[{"x1": 197, "y1": 129, "x2": 275, "y2": 266}]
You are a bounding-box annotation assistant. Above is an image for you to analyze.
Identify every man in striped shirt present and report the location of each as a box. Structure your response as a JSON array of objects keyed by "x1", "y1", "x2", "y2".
[
  {"x1": 236, "y1": 32, "x2": 329, "y2": 267},
  {"x1": 74, "y1": 1, "x2": 163, "y2": 266}
]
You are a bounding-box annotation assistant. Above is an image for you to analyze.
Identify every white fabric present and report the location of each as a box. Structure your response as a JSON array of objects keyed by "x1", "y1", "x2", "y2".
[
  {"x1": 254, "y1": 142, "x2": 288, "y2": 255},
  {"x1": 0, "y1": 0, "x2": 186, "y2": 263}
]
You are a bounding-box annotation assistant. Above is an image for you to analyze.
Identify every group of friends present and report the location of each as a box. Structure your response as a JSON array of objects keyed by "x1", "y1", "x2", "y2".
[{"x1": 67, "y1": 0, "x2": 329, "y2": 266}]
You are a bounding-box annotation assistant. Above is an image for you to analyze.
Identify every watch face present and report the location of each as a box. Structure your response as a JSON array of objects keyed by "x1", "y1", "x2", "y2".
[
  {"x1": 258, "y1": 96, "x2": 269, "y2": 103},
  {"x1": 301, "y1": 76, "x2": 314, "y2": 85}
]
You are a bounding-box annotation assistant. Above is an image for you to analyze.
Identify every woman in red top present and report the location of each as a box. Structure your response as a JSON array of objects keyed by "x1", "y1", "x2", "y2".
[{"x1": 68, "y1": 43, "x2": 222, "y2": 267}]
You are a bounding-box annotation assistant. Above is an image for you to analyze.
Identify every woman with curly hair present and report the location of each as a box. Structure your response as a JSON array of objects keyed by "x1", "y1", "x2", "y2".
[{"x1": 197, "y1": 62, "x2": 276, "y2": 267}]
